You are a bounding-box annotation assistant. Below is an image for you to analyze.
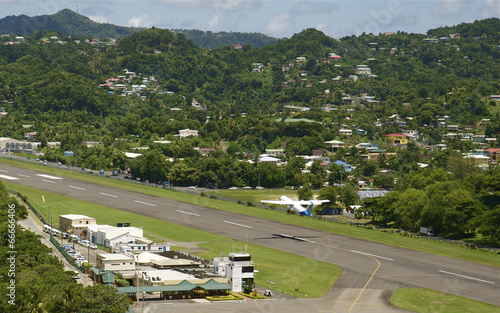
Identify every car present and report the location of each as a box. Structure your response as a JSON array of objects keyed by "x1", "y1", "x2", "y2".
[
  {"x1": 90, "y1": 243, "x2": 98, "y2": 250},
  {"x1": 72, "y1": 270, "x2": 80, "y2": 279},
  {"x1": 256, "y1": 186, "x2": 264, "y2": 190},
  {"x1": 242, "y1": 186, "x2": 252, "y2": 189},
  {"x1": 229, "y1": 187, "x2": 239, "y2": 190},
  {"x1": 81, "y1": 168, "x2": 86, "y2": 171},
  {"x1": 187, "y1": 186, "x2": 197, "y2": 189}
]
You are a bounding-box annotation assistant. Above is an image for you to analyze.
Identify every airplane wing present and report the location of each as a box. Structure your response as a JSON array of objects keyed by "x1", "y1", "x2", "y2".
[
  {"x1": 261, "y1": 200, "x2": 294, "y2": 205},
  {"x1": 297, "y1": 200, "x2": 330, "y2": 205}
]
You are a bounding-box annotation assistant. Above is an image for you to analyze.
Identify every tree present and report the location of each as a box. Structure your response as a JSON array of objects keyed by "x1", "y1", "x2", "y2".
[
  {"x1": 393, "y1": 188, "x2": 427, "y2": 231},
  {"x1": 297, "y1": 185, "x2": 313, "y2": 200},
  {"x1": 338, "y1": 184, "x2": 360, "y2": 211},
  {"x1": 129, "y1": 150, "x2": 169, "y2": 183}
]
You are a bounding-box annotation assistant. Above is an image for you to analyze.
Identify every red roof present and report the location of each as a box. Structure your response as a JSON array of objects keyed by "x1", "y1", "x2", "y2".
[
  {"x1": 383, "y1": 133, "x2": 407, "y2": 137},
  {"x1": 485, "y1": 148, "x2": 500, "y2": 152}
]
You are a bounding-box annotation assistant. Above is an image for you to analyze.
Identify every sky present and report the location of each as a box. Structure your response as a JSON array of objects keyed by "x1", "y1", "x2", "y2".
[{"x1": 0, "y1": 0, "x2": 499, "y2": 38}]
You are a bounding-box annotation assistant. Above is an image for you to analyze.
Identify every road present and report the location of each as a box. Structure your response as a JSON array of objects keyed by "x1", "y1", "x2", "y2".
[{"x1": 1, "y1": 162, "x2": 499, "y2": 312}]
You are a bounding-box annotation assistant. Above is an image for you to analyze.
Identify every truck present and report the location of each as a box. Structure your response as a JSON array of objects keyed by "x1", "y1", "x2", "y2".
[{"x1": 420, "y1": 227, "x2": 434, "y2": 236}]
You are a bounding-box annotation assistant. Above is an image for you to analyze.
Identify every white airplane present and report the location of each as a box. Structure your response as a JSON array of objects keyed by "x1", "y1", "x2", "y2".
[{"x1": 261, "y1": 196, "x2": 329, "y2": 216}]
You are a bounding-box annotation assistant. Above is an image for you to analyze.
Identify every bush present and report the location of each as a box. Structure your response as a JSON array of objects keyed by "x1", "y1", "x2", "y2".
[{"x1": 210, "y1": 195, "x2": 218, "y2": 199}]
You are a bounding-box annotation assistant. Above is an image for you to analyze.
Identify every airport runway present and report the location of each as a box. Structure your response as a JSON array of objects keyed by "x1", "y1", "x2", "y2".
[{"x1": 1, "y1": 163, "x2": 499, "y2": 311}]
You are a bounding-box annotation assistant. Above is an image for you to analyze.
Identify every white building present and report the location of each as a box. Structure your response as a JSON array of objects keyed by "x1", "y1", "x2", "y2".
[
  {"x1": 96, "y1": 253, "x2": 135, "y2": 271},
  {"x1": 59, "y1": 214, "x2": 97, "y2": 236},
  {"x1": 213, "y1": 253, "x2": 254, "y2": 292},
  {"x1": 92, "y1": 226, "x2": 144, "y2": 248},
  {"x1": 177, "y1": 129, "x2": 199, "y2": 138}
]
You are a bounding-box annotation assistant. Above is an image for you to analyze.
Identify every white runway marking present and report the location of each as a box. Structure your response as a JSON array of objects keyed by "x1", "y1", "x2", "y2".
[
  {"x1": 0, "y1": 174, "x2": 19, "y2": 180},
  {"x1": 69, "y1": 185, "x2": 85, "y2": 191},
  {"x1": 41, "y1": 179, "x2": 56, "y2": 184},
  {"x1": 36, "y1": 174, "x2": 62, "y2": 180},
  {"x1": 351, "y1": 250, "x2": 394, "y2": 261},
  {"x1": 100, "y1": 192, "x2": 117, "y2": 198},
  {"x1": 224, "y1": 220, "x2": 252, "y2": 229},
  {"x1": 439, "y1": 270, "x2": 495, "y2": 284},
  {"x1": 0, "y1": 169, "x2": 8, "y2": 172},
  {"x1": 18, "y1": 174, "x2": 31, "y2": 178},
  {"x1": 135, "y1": 200, "x2": 156, "y2": 207},
  {"x1": 176, "y1": 210, "x2": 200, "y2": 217}
]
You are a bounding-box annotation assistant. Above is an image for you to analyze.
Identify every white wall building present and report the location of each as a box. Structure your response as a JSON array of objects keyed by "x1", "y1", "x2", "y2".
[
  {"x1": 59, "y1": 214, "x2": 97, "y2": 236},
  {"x1": 96, "y1": 253, "x2": 135, "y2": 271},
  {"x1": 213, "y1": 253, "x2": 254, "y2": 292},
  {"x1": 93, "y1": 226, "x2": 144, "y2": 247}
]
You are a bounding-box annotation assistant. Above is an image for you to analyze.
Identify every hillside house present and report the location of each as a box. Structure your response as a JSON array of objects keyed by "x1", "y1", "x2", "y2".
[{"x1": 384, "y1": 134, "x2": 408, "y2": 147}]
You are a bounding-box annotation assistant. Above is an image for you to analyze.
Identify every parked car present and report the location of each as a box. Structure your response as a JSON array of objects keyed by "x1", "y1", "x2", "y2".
[
  {"x1": 90, "y1": 243, "x2": 98, "y2": 250},
  {"x1": 229, "y1": 187, "x2": 239, "y2": 190}
]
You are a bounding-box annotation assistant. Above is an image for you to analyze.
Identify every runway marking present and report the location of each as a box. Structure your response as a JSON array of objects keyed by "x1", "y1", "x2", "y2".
[
  {"x1": 0, "y1": 174, "x2": 19, "y2": 180},
  {"x1": 350, "y1": 250, "x2": 394, "y2": 261},
  {"x1": 439, "y1": 270, "x2": 495, "y2": 284},
  {"x1": 100, "y1": 192, "x2": 118, "y2": 198},
  {"x1": 0, "y1": 169, "x2": 8, "y2": 172},
  {"x1": 41, "y1": 179, "x2": 56, "y2": 184},
  {"x1": 223, "y1": 220, "x2": 252, "y2": 229},
  {"x1": 36, "y1": 174, "x2": 62, "y2": 180},
  {"x1": 135, "y1": 200, "x2": 156, "y2": 207},
  {"x1": 18, "y1": 174, "x2": 31, "y2": 178},
  {"x1": 69, "y1": 185, "x2": 85, "y2": 191},
  {"x1": 176, "y1": 210, "x2": 200, "y2": 217}
]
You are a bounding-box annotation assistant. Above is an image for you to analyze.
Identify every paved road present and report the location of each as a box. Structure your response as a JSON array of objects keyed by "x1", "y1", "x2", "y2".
[{"x1": 1, "y1": 163, "x2": 499, "y2": 312}]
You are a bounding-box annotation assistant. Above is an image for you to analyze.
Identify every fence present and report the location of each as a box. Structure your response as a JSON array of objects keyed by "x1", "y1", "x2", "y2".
[{"x1": 8, "y1": 189, "x2": 86, "y2": 272}]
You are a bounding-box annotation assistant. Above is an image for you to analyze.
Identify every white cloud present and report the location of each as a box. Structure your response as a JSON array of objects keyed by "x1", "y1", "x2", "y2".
[
  {"x1": 128, "y1": 14, "x2": 153, "y2": 28},
  {"x1": 294, "y1": 1, "x2": 338, "y2": 14},
  {"x1": 430, "y1": 0, "x2": 466, "y2": 16},
  {"x1": 266, "y1": 13, "x2": 291, "y2": 35},
  {"x1": 162, "y1": 0, "x2": 261, "y2": 11},
  {"x1": 208, "y1": 14, "x2": 220, "y2": 30},
  {"x1": 481, "y1": 0, "x2": 500, "y2": 18},
  {"x1": 316, "y1": 22, "x2": 326, "y2": 31},
  {"x1": 88, "y1": 15, "x2": 108, "y2": 24}
]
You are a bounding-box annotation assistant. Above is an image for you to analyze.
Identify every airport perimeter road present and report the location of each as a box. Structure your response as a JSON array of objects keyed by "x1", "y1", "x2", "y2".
[{"x1": 1, "y1": 163, "x2": 499, "y2": 310}]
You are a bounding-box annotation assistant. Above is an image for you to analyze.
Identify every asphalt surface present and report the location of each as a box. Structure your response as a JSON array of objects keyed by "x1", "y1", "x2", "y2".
[{"x1": 1, "y1": 162, "x2": 499, "y2": 312}]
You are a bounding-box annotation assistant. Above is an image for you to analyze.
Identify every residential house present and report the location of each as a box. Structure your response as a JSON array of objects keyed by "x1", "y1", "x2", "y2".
[
  {"x1": 177, "y1": 129, "x2": 199, "y2": 138},
  {"x1": 402, "y1": 130, "x2": 419, "y2": 140},
  {"x1": 332, "y1": 160, "x2": 353, "y2": 172},
  {"x1": 484, "y1": 148, "x2": 500, "y2": 164},
  {"x1": 339, "y1": 128, "x2": 352, "y2": 137},
  {"x1": 325, "y1": 140, "x2": 345, "y2": 151},
  {"x1": 356, "y1": 65, "x2": 371, "y2": 75},
  {"x1": 265, "y1": 149, "x2": 284, "y2": 157},
  {"x1": 446, "y1": 125, "x2": 459, "y2": 132},
  {"x1": 384, "y1": 134, "x2": 408, "y2": 147},
  {"x1": 356, "y1": 142, "x2": 379, "y2": 150},
  {"x1": 197, "y1": 148, "x2": 216, "y2": 156}
]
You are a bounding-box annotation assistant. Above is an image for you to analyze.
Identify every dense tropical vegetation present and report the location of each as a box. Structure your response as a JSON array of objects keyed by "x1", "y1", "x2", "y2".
[
  {"x1": 0, "y1": 183, "x2": 130, "y2": 312},
  {"x1": 0, "y1": 15, "x2": 499, "y2": 246}
]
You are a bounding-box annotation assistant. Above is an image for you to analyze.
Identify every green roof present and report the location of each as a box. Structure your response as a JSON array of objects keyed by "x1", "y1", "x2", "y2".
[
  {"x1": 116, "y1": 279, "x2": 230, "y2": 294},
  {"x1": 90, "y1": 267, "x2": 115, "y2": 284}
]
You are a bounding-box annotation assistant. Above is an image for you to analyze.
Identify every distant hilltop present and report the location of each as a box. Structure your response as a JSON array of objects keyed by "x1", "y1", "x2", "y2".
[{"x1": 0, "y1": 9, "x2": 279, "y2": 48}]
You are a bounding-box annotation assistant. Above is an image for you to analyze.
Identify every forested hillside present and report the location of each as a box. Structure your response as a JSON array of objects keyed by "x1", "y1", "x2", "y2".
[{"x1": 0, "y1": 18, "x2": 499, "y2": 245}]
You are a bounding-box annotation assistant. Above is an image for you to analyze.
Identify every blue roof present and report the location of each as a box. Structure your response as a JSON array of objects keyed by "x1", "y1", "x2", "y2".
[{"x1": 333, "y1": 160, "x2": 352, "y2": 167}]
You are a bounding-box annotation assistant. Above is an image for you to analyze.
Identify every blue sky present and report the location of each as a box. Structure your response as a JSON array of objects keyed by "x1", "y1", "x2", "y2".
[{"x1": 1, "y1": 1, "x2": 499, "y2": 38}]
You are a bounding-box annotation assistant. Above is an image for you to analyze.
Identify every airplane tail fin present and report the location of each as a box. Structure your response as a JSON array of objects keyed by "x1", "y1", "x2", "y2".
[{"x1": 307, "y1": 202, "x2": 314, "y2": 213}]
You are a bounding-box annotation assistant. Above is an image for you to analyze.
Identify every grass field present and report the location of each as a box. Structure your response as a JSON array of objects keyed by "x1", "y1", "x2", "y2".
[
  {"x1": 1, "y1": 157, "x2": 499, "y2": 268},
  {"x1": 4, "y1": 181, "x2": 342, "y2": 298},
  {"x1": 194, "y1": 241, "x2": 342, "y2": 298},
  {"x1": 4, "y1": 181, "x2": 224, "y2": 243},
  {"x1": 391, "y1": 288, "x2": 500, "y2": 313}
]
